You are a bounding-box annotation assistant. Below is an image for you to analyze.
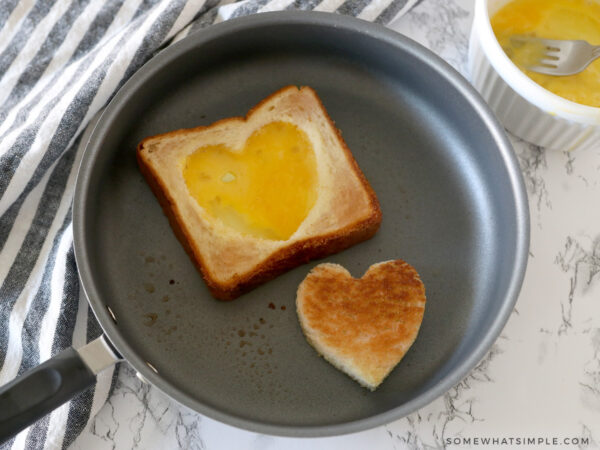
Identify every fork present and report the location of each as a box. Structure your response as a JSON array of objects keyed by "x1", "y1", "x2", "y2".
[{"x1": 510, "y1": 36, "x2": 600, "y2": 76}]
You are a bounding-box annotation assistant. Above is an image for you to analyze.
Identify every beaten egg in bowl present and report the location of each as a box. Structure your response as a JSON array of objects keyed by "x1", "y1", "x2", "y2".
[{"x1": 491, "y1": 0, "x2": 600, "y2": 108}]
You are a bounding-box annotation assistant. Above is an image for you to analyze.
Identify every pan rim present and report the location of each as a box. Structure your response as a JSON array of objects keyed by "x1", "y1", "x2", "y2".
[{"x1": 73, "y1": 10, "x2": 530, "y2": 437}]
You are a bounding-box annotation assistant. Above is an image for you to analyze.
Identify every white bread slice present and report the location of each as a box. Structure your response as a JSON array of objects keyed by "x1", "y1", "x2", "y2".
[
  {"x1": 137, "y1": 86, "x2": 381, "y2": 300},
  {"x1": 296, "y1": 260, "x2": 426, "y2": 390}
]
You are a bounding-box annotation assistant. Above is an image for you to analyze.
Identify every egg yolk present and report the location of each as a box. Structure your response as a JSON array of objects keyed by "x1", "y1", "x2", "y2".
[
  {"x1": 491, "y1": 0, "x2": 600, "y2": 108},
  {"x1": 182, "y1": 121, "x2": 318, "y2": 241}
]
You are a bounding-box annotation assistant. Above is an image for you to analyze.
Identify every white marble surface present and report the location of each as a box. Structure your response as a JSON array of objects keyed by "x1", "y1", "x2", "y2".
[{"x1": 71, "y1": 1, "x2": 600, "y2": 448}]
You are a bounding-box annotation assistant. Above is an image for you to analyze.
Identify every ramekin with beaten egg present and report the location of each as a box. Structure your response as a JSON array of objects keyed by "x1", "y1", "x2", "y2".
[{"x1": 469, "y1": 0, "x2": 600, "y2": 151}]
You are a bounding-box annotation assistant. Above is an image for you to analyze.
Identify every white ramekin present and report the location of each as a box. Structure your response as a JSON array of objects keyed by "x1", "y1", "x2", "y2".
[{"x1": 468, "y1": 0, "x2": 600, "y2": 151}]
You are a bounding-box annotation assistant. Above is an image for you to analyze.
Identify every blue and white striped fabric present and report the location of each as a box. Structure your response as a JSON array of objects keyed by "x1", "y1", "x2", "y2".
[{"x1": 0, "y1": 0, "x2": 419, "y2": 448}]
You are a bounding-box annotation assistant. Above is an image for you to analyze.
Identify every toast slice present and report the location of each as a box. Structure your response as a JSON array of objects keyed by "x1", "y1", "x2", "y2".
[
  {"x1": 296, "y1": 260, "x2": 426, "y2": 390},
  {"x1": 137, "y1": 86, "x2": 381, "y2": 300}
]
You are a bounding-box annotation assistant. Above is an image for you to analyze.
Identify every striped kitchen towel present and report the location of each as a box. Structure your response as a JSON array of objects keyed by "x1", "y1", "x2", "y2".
[{"x1": 0, "y1": 0, "x2": 420, "y2": 448}]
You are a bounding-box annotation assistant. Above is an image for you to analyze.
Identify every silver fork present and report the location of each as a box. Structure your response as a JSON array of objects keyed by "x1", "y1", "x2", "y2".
[{"x1": 510, "y1": 36, "x2": 600, "y2": 76}]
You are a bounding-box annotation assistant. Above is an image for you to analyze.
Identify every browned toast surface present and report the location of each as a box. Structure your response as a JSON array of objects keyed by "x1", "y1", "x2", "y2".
[{"x1": 296, "y1": 260, "x2": 426, "y2": 390}]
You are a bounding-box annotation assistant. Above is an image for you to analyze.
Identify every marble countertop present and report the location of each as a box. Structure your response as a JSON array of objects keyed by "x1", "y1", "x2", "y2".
[{"x1": 71, "y1": 0, "x2": 600, "y2": 448}]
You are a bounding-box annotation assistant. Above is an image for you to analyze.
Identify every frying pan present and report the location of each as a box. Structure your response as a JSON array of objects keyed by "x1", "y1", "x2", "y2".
[{"x1": 0, "y1": 11, "x2": 529, "y2": 439}]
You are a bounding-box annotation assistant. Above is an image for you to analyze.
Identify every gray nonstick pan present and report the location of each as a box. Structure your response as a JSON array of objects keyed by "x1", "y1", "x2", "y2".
[{"x1": 0, "y1": 11, "x2": 529, "y2": 439}]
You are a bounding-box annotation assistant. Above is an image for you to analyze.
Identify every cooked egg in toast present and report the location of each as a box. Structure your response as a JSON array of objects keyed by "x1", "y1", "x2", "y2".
[{"x1": 137, "y1": 86, "x2": 382, "y2": 300}]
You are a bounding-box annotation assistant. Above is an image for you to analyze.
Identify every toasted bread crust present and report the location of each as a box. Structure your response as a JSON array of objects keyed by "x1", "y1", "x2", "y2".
[{"x1": 137, "y1": 86, "x2": 382, "y2": 300}]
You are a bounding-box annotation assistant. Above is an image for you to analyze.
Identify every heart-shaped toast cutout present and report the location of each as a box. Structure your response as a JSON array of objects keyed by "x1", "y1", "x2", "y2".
[
  {"x1": 296, "y1": 260, "x2": 426, "y2": 390},
  {"x1": 182, "y1": 121, "x2": 318, "y2": 240}
]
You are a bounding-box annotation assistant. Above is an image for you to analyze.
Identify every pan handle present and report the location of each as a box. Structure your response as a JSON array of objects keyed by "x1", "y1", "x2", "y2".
[{"x1": 0, "y1": 335, "x2": 121, "y2": 443}]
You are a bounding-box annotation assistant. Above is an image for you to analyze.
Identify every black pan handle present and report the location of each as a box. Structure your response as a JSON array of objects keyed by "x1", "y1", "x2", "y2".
[{"x1": 0, "y1": 335, "x2": 120, "y2": 443}]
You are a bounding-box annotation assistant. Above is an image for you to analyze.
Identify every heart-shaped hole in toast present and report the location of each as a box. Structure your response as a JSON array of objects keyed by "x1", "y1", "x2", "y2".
[
  {"x1": 183, "y1": 121, "x2": 318, "y2": 240},
  {"x1": 296, "y1": 260, "x2": 426, "y2": 390}
]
